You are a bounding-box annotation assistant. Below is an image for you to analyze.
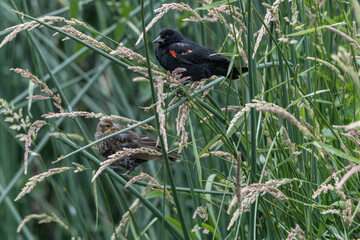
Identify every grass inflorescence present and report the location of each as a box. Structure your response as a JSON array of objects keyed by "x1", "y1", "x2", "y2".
[{"x1": 0, "y1": 0, "x2": 359, "y2": 239}]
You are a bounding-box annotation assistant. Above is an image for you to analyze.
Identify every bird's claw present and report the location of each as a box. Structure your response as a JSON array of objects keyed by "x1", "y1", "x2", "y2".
[
  {"x1": 122, "y1": 172, "x2": 133, "y2": 180},
  {"x1": 170, "y1": 80, "x2": 193, "y2": 96}
]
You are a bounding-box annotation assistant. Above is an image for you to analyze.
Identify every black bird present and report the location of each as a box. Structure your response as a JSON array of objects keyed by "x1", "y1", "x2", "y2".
[
  {"x1": 153, "y1": 28, "x2": 248, "y2": 82},
  {"x1": 95, "y1": 119, "x2": 179, "y2": 175}
]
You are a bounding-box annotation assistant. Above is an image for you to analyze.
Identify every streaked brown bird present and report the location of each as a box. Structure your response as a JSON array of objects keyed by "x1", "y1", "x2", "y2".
[{"x1": 94, "y1": 119, "x2": 179, "y2": 175}]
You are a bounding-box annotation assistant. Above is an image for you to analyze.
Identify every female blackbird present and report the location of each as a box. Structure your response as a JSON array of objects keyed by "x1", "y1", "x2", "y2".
[
  {"x1": 153, "y1": 28, "x2": 248, "y2": 82},
  {"x1": 95, "y1": 119, "x2": 178, "y2": 174}
]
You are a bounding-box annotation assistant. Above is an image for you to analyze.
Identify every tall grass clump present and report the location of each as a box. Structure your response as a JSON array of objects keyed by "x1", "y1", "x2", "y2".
[{"x1": 0, "y1": 0, "x2": 359, "y2": 239}]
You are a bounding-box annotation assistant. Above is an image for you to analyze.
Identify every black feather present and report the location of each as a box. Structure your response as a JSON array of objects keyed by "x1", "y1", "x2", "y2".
[{"x1": 153, "y1": 29, "x2": 248, "y2": 82}]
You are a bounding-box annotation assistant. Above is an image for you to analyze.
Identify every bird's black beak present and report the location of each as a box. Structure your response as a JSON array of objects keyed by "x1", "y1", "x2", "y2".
[{"x1": 153, "y1": 35, "x2": 164, "y2": 44}]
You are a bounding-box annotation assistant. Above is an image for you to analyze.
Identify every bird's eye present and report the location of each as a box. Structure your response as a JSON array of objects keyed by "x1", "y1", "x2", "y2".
[{"x1": 164, "y1": 36, "x2": 169, "y2": 40}]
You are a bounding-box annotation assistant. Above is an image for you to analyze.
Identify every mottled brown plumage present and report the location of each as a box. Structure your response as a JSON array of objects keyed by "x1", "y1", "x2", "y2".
[{"x1": 95, "y1": 119, "x2": 178, "y2": 174}]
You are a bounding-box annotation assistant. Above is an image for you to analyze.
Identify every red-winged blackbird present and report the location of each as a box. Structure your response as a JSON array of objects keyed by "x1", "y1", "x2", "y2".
[
  {"x1": 153, "y1": 28, "x2": 248, "y2": 82},
  {"x1": 95, "y1": 119, "x2": 179, "y2": 175}
]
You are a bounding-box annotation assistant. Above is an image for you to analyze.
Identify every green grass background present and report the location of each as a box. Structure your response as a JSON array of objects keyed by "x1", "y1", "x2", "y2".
[{"x1": 0, "y1": 0, "x2": 360, "y2": 239}]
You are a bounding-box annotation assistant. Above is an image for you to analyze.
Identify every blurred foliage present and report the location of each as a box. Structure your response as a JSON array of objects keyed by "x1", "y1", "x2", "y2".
[{"x1": 1, "y1": 0, "x2": 360, "y2": 239}]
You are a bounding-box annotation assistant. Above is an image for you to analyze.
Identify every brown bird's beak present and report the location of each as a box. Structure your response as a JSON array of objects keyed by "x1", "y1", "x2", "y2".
[
  {"x1": 111, "y1": 121, "x2": 121, "y2": 130},
  {"x1": 153, "y1": 35, "x2": 164, "y2": 44}
]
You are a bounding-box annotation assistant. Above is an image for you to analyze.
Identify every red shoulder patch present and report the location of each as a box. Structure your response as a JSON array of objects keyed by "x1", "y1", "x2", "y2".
[{"x1": 169, "y1": 50, "x2": 177, "y2": 58}]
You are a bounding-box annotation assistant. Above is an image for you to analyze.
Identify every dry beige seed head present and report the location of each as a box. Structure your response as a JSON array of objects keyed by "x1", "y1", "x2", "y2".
[
  {"x1": 92, "y1": 148, "x2": 162, "y2": 182},
  {"x1": 17, "y1": 213, "x2": 68, "y2": 233},
  {"x1": 227, "y1": 178, "x2": 292, "y2": 230},
  {"x1": 24, "y1": 120, "x2": 47, "y2": 174},
  {"x1": 285, "y1": 224, "x2": 306, "y2": 240},
  {"x1": 111, "y1": 183, "x2": 153, "y2": 239},
  {"x1": 154, "y1": 77, "x2": 168, "y2": 152},
  {"x1": 176, "y1": 103, "x2": 190, "y2": 153},
  {"x1": 192, "y1": 206, "x2": 208, "y2": 221},
  {"x1": 136, "y1": 3, "x2": 200, "y2": 45},
  {"x1": 15, "y1": 167, "x2": 72, "y2": 201}
]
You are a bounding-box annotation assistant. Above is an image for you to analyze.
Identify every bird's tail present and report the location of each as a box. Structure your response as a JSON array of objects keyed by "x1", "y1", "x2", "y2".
[
  {"x1": 228, "y1": 66, "x2": 248, "y2": 79},
  {"x1": 168, "y1": 150, "x2": 181, "y2": 162},
  {"x1": 212, "y1": 63, "x2": 248, "y2": 79}
]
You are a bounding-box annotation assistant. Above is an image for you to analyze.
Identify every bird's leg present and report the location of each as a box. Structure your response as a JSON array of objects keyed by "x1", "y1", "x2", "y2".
[
  {"x1": 171, "y1": 80, "x2": 193, "y2": 95},
  {"x1": 122, "y1": 165, "x2": 136, "y2": 180},
  {"x1": 179, "y1": 78, "x2": 192, "y2": 86},
  {"x1": 109, "y1": 165, "x2": 133, "y2": 180},
  {"x1": 172, "y1": 85, "x2": 186, "y2": 96},
  {"x1": 109, "y1": 165, "x2": 123, "y2": 169},
  {"x1": 122, "y1": 171, "x2": 133, "y2": 180}
]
